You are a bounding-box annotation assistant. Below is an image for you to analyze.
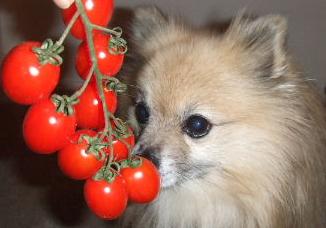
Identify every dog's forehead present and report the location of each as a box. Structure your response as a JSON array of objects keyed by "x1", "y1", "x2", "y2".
[
  {"x1": 138, "y1": 47, "x2": 224, "y2": 116},
  {"x1": 136, "y1": 36, "x2": 255, "y2": 120},
  {"x1": 135, "y1": 30, "x2": 264, "y2": 122}
]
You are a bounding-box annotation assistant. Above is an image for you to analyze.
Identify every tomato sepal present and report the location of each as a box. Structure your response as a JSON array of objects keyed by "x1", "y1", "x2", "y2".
[
  {"x1": 93, "y1": 163, "x2": 121, "y2": 183},
  {"x1": 51, "y1": 94, "x2": 79, "y2": 116},
  {"x1": 120, "y1": 156, "x2": 143, "y2": 169},
  {"x1": 104, "y1": 78, "x2": 127, "y2": 94},
  {"x1": 33, "y1": 39, "x2": 64, "y2": 66},
  {"x1": 80, "y1": 135, "x2": 107, "y2": 160}
]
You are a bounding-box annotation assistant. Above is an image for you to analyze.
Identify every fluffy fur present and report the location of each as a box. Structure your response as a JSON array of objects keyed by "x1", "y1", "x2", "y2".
[{"x1": 118, "y1": 7, "x2": 326, "y2": 228}]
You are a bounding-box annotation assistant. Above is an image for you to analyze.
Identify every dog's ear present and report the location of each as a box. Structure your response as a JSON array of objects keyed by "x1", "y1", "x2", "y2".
[
  {"x1": 226, "y1": 15, "x2": 288, "y2": 78},
  {"x1": 131, "y1": 6, "x2": 168, "y2": 46}
]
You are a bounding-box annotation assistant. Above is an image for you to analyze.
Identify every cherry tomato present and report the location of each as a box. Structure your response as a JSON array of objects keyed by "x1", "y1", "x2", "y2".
[
  {"x1": 104, "y1": 132, "x2": 135, "y2": 161},
  {"x1": 58, "y1": 130, "x2": 104, "y2": 180},
  {"x1": 76, "y1": 32, "x2": 124, "y2": 80},
  {"x1": 23, "y1": 99, "x2": 76, "y2": 154},
  {"x1": 84, "y1": 176, "x2": 128, "y2": 219},
  {"x1": 121, "y1": 157, "x2": 161, "y2": 203},
  {"x1": 75, "y1": 82, "x2": 117, "y2": 129},
  {"x1": 1, "y1": 42, "x2": 60, "y2": 105},
  {"x1": 62, "y1": 0, "x2": 114, "y2": 40}
]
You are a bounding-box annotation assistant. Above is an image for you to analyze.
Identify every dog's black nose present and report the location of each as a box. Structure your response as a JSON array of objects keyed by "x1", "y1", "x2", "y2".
[{"x1": 133, "y1": 145, "x2": 161, "y2": 168}]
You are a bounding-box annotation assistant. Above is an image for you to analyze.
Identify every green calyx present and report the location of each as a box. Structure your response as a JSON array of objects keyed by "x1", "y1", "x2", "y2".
[
  {"x1": 93, "y1": 162, "x2": 121, "y2": 183},
  {"x1": 33, "y1": 39, "x2": 64, "y2": 66},
  {"x1": 120, "y1": 156, "x2": 143, "y2": 169},
  {"x1": 108, "y1": 27, "x2": 128, "y2": 55},
  {"x1": 112, "y1": 118, "x2": 131, "y2": 138},
  {"x1": 51, "y1": 94, "x2": 79, "y2": 116},
  {"x1": 109, "y1": 37, "x2": 128, "y2": 55},
  {"x1": 105, "y1": 78, "x2": 127, "y2": 94},
  {"x1": 79, "y1": 135, "x2": 107, "y2": 161}
]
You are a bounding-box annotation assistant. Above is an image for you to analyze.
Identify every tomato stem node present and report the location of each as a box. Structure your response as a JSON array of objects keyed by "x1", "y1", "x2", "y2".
[
  {"x1": 104, "y1": 79, "x2": 127, "y2": 94},
  {"x1": 109, "y1": 36, "x2": 128, "y2": 55},
  {"x1": 51, "y1": 94, "x2": 78, "y2": 116},
  {"x1": 33, "y1": 39, "x2": 64, "y2": 65}
]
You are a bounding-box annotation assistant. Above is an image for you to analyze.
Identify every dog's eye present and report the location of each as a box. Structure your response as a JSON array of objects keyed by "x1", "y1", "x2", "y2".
[
  {"x1": 135, "y1": 102, "x2": 150, "y2": 124},
  {"x1": 183, "y1": 115, "x2": 212, "y2": 138}
]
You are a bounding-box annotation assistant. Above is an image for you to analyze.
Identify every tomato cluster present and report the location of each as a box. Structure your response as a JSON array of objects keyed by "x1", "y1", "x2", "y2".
[
  {"x1": 1, "y1": 0, "x2": 160, "y2": 220},
  {"x1": 84, "y1": 156, "x2": 160, "y2": 219}
]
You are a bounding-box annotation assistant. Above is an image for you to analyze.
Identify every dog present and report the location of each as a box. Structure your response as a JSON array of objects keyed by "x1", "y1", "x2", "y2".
[{"x1": 118, "y1": 6, "x2": 326, "y2": 228}]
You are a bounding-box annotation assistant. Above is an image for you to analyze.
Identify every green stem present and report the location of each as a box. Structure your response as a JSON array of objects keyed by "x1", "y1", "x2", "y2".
[
  {"x1": 56, "y1": 11, "x2": 80, "y2": 46},
  {"x1": 70, "y1": 64, "x2": 95, "y2": 100},
  {"x1": 91, "y1": 24, "x2": 122, "y2": 37},
  {"x1": 75, "y1": 0, "x2": 114, "y2": 163}
]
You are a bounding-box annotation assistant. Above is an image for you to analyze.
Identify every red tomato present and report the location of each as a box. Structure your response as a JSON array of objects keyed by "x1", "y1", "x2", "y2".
[
  {"x1": 121, "y1": 157, "x2": 161, "y2": 203},
  {"x1": 105, "y1": 133, "x2": 135, "y2": 161},
  {"x1": 62, "y1": 0, "x2": 114, "y2": 40},
  {"x1": 23, "y1": 99, "x2": 76, "y2": 154},
  {"x1": 1, "y1": 42, "x2": 60, "y2": 105},
  {"x1": 84, "y1": 176, "x2": 128, "y2": 219},
  {"x1": 58, "y1": 130, "x2": 104, "y2": 180},
  {"x1": 76, "y1": 32, "x2": 124, "y2": 80},
  {"x1": 75, "y1": 82, "x2": 117, "y2": 129}
]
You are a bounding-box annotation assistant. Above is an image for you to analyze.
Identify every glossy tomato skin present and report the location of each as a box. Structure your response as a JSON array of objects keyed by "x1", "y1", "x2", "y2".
[
  {"x1": 76, "y1": 32, "x2": 124, "y2": 80},
  {"x1": 84, "y1": 176, "x2": 128, "y2": 219},
  {"x1": 1, "y1": 42, "x2": 60, "y2": 105},
  {"x1": 75, "y1": 82, "x2": 117, "y2": 129},
  {"x1": 121, "y1": 157, "x2": 161, "y2": 203},
  {"x1": 112, "y1": 134, "x2": 135, "y2": 161},
  {"x1": 105, "y1": 133, "x2": 135, "y2": 161},
  {"x1": 58, "y1": 130, "x2": 104, "y2": 180},
  {"x1": 62, "y1": 0, "x2": 114, "y2": 40},
  {"x1": 23, "y1": 99, "x2": 76, "y2": 154}
]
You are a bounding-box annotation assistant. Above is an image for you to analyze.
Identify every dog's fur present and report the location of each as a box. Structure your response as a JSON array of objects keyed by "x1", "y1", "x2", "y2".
[{"x1": 119, "y1": 7, "x2": 326, "y2": 228}]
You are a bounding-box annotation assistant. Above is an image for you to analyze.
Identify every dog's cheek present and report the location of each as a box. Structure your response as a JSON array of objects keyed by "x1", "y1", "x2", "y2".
[{"x1": 183, "y1": 129, "x2": 224, "y2": 166}]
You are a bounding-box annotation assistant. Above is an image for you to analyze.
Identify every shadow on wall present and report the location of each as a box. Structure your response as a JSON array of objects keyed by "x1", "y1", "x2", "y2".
[
  {"x1": 0, "y1": 2, "x2": 134, "y2": 227},
  {"x1": 0, "y1": 0, "x2": 64, "y2": 97},
  {"x1": 0, "y1": 0, "x2": 56, "y2": 44}
]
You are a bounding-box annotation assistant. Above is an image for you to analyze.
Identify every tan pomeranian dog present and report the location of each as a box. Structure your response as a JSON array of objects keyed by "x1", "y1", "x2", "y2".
[{"x1": 118, "y1": 6, "x2": 326, "y2": 228}]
